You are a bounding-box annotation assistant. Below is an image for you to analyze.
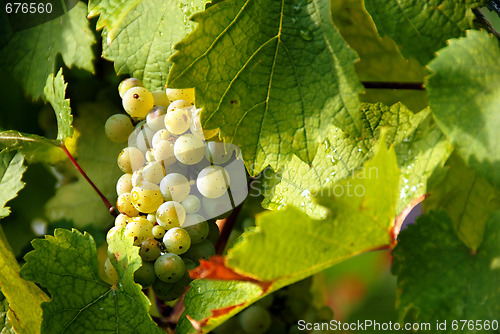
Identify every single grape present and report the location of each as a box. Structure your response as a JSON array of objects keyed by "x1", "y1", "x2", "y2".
[
  {"x1": 142, "y1": 161, "x2": 165, "y2": 184},
  {"x1": 130, "y1": 182, "x2": 164, "y2": 213},
  {"x1": 167, "y1": 99, "x2": 192, "y2": 113},
  {"x1": 117, "y1": 147, "x2": 145, "y2": 174},
  {"x1": 114, "y1": 213, "x2": 129, "y2": 228},
  {"x1": 152, "y1": 277, "x2": 186, "y2": 301},
  {"x1": 181, "y1": 239, "x2": 215, "y2": 263},
  {"x1": 135, "y1": 124, "x2": 155, "y2": 152},
  {"x1": 131, "y1": 169, "x2": 144, "y2": 188},
  {"x1": 116, "y1": 173, "x2": 133, "y2": 196},
  {"x1": 166, "y1": 88, "x2": 195, "y2": 104},
  {"x1": 106, "y1": 226, "x2": 123, "y2": 244},
  {"x1": 117, "y1": 192, "x2": 140, "y2": 217},
  {"x1": 134, "y1": 261, "x2": 156, "y2": 287},
  {"x1": 182, "y1": 217, "x2": 209, "y2": 244},
  {"x1": 153, "y1": 140, "x2": 177, "y2": 167},
  {"x1": 105, "y1": 114, "x2": 134, "y2": 143},
  {"x1": 159, "y1": 173, "x2": 190, "y2": 202},
  {"x1": 154, "y1": 253, "x2": 185, "y2": 283},
  {"x1": 151, "y1": 90, "x2": 169, "y2": 107},
  {"x1": 118, "y1": 78, "x2": 143, "y2": 98},
  {"x1": 206, "y1": 220, "x2": 220, "y2": 243},
  {"x1": 201, "y1": 193, "x2": 233, "y2": 220},
  {"x1": 146, "y1": 106, "x2": 167, "y2": 132},
  {"x1": 152, "y1": 225, "x2": 166, "y2": 239},
  {"x1": 238, "y1": 305, "x2": 271, "y2": 334},
  {"x1": 124, "y1": 216, "x2": 153, "y2": 245},
  {"x1": 104, "y1": 257, "x2": 118, "y2": 284},
  {"x1": 122, "y1": 86, "x2": 154, "y2": 119},
  {"x1": 182, "y1": 195, "x2": 201, "y2": 214},
  {"x1": 165, "y1": 107, "x2": 191, "y2": 135},
  {"x1": 197, "y1": 165, "x2": 230, "y2": 198},
  {"x1": 139, "y1": 238, "x2": 162, "y2": 261},
  {"x1": 146, "y1": 213, "x2": 156, "y2": 224},
  {"x1": 205, "y1": 141, "x2": 234, "y2": 164},
  {"x1": 163, "y1": 227, "x2": 191, "y2": 255},
  {"x1": 156, "y1": 201, "x2": 186, "y2": 229},
  {"x1": 145, "y1": 148, "x2": 155, "y2": 162},
  {"x1": 174, "y1": 133, "x2": 205, "y2": 165},
  {"x1": 152, "y1": 129, "x2": 174, "y2": 148}
]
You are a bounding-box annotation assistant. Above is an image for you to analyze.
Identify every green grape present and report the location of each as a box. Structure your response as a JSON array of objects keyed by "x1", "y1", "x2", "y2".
[
  {"x1": 181, "y1": 239, "x2": 215, "y2": 263},
  {"x1": 189, "y1": 107, "x2": 204, "y2": 139},
  {"x1": 206, "y1": 220, "x2": 220, "y2": 243},
  {"x1": 182, "y1": 215, "x2": 208, "y2": 244},
  {"x1": 151, "y1": 90, "x2": 169, "y2": 107},
  {"x1": 142, "y1": 161, "x2": 165, "y2": 184},
  {"x1": 152, "y1": 225, "x2": 166, "y2": 239},
  {"x1": 135, "y1": 124, "x2": 155, "y2": 152},
  {"x1": 162, "y1": 227, "x2": 190, "y2": 255},
  {"x1": 118, "y1": 78, "x2": 143, "y2": 98},
  {"x1": 159, "y1": 172, "x2": 190, "y2": 202},
  {"x1": 124, "y1": 216, "x2": 153, "y2": 245},
  {"x1": 117, "y1": 192, "x2": 140, "y2": 217},
  {"x1": 154, "y1": 253, "x2": 185, "y2": 283},
  {"x1": 201, "y1": 194, "x2": 232, "y2": 219},
  {"x1": 146, "y1": 106, "x2": 167, "y2": 132},
  {"x1": 156, "y1": 201, "x2": 186, "y2": 229},
  {"x1": 117, "y1": 147, "x2": 145, "y2": 174},
  {"x1": 182, "y1": 194, "x2": 201, "y2": 214},
  {"x1": 145, "y1": 148, "x2": 155, "y2": 162},
  {"x1": 197, "y1": 165, "x2": 230, "y2": 198},
  {"x1": 152, "y1": 129, "x2": 174, "y2": 148},
  {"x1": 167, "y1": 99, "x2": 192, "y2": 112},
  {"x1": 139, "y1": 238, "x2": 162, "y2": 261},
  {"x1": 104, "y1": 114, "x2": 134, "y2": 143},
  {"x1": 104, "y1": 257, "x2": 118, "y2": 284},
  {"x1": 153, "y1": 140, "x2": 177, "y2": 167},
  {"x1": 165, "y1": 103, "x2": 192, "y2": 134},
  {"x1": 166, "y1": 88, "x2": 195, "y2": 104},
  {"x1": 152, "y1": 277, "x2": 186, "y2": 301},
  {"x1": 116, "y1": 173, "x2": 133, "y2": 196},
  {"x1": 134, "y1": 261, "x2": 156, "y2": 287},
  {"x1": 114, "y1": 213, "x2": 129, "y2": 228},
  {"x1": 205, "y1": 141, "x2": 234, "y2": 164},
  {"x1": 131, "y1": 168, "x2": 144, "y2": 188},
  {"x1": 146, "y1": 213, "x2": 156, "y2": 224},
  {"x1": 174, "y1": 133, "x2": 205, "y2": 165},
  {"x1": 122, "y1": 86, "x2": 154, "y2": 119},
  {"x1": 106, "y1": 226, "x2": 123, "y2": 244},
  {"x1": 130, "y1": 182, "x2": 164, "y2": 213},
  {"x1": 238, "y1": 305, "x2": 271, "y2": 334}
]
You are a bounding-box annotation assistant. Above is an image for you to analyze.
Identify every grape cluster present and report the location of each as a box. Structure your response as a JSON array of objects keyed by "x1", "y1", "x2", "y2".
[
  {"x1": 104, "y1": 78, "x2": 243, "y2": 301},
  {"x1": 213, "y1": 277, "x2": 333, "y2": 334}
]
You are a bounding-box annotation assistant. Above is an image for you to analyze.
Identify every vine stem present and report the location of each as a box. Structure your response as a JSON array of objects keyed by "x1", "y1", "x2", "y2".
[
  {"x1": 60, "y1": 143, "x2": 118, "y2": 217},
  {"x1": 215, "y1": 203, "x2": 244, "y2": 255}
]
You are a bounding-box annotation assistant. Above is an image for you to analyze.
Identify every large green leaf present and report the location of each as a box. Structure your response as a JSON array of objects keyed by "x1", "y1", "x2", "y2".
[
  {"x1": 45, "y1": 102, "x2": 124, "y2": 227},
  {"x1": 427, "y1": 29, "x2": 500, "y2": 188},
  {"x1": 364, "y1": 0, "x2": 484, "y2": 65},
  {"x1": 393, "y1": 211, "x2": 500, "y2": 325},
  {"x1": 0, "y1": 131, "x2": 65, "y2": 164},
  {"x1": 168, "y1": 0, "x2": 363, "y2": 175},
  {"x1": 261, "y1": 103, "x2": 451, "y2": 217},
  {"x1": 180, "y1": 134, "x2": 399, "y2": 333},
  {"x1": 0, "y1": 150, "x2": 26, "y2": 219},
  {"x1": 88, "y1": 0, "x2": 207, "y2": 91},
  {"x1": 0, "y1": 226, "x2": 47, "y2": 334},
  {"x1": 425, "y1": 153, "x2": 500, "y2": 251},
  {"x1": 0, "y1": 2, "x2": 95, "y2": 99},
  {"x1": 20, "y1": 228, "x2": 162, "y2": 334},
  {"x1": 44, "y1": 69, "x2": 73, "y2": 141}
]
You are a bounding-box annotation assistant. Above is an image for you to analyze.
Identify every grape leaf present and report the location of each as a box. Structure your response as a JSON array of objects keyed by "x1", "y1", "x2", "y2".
[
  {"x1": 364, "y1": 0, "x2": 484, "y2": 65},
  {"x1": 0, "y1": 2, "x2": 95, "y2": 99},
  {"x1": 168, "y1": 0, "x2": 363, "y2": 175},
  {"x1": 0, "y1": 150, "x2": 26, "y2": 219},
  {"x1": 261, "y1": 103, "x2": 451, "y2": 218},
  {"x1": 427, "y1": 29, "x2": 500, "y2": 188},
  {"x1": 180, "y1": 134, "x2": 399, "y2": 333},
  {"x1": 0, "y1": 225, "x2": 47, "y2": 334},
  {"x1": 0, "y1": 289, "x2": 14, "y2": 334},
  {"x1": 424, "y1": 153, "x2": 500, "y2": 251},
  {"x1": 45, "y1": 102, "x2": 124, "y2": 227},
  {"x1": 20, "y1": 228, "x2": 162, "y2": 334},
  {"x1": 44, "y1": 68, "x2": 73, "y2": 141},
  {"x1": 88, "y1": 0, "x2": 207, "y2": 91},
  {"x1": 393, "y1": 210, "x2": 500, "y2": 324},
  {"x1": 0, "y1": 131, "x2": 67, "y2": 164}
]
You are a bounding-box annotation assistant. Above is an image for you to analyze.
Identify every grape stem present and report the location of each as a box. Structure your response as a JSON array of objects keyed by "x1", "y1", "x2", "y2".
[
  {"x1": 215, "y1": 203, "x2": 244, "y2": 254},
  {"x1": 60, "y1": 143, "x2": 118, "y2": 217}
]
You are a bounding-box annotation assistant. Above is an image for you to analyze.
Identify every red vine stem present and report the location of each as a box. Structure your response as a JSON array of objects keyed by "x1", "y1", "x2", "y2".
[
  {"x1": 60, "y1": 143, "x2": 118, "y2": 217},
  {"x1": 214, "y1": 204, "x2": 244, "y2": 255}
]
